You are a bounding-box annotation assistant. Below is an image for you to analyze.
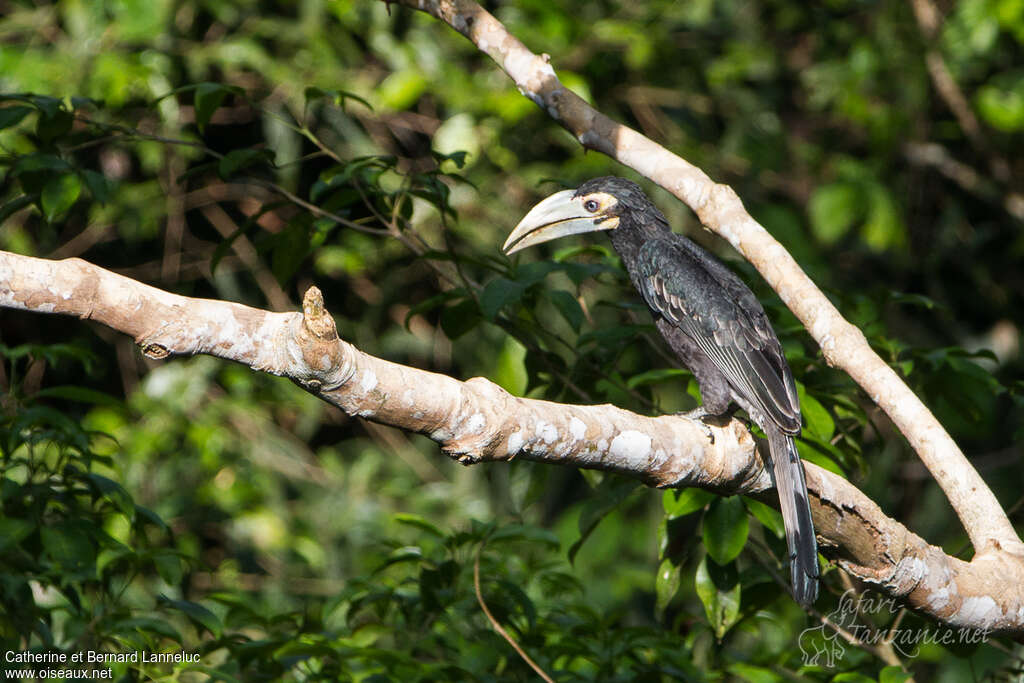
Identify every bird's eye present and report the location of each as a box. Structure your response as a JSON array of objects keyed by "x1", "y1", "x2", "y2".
[{"x1": 583, "y1": 199, "x2": 600, "y2": 213}]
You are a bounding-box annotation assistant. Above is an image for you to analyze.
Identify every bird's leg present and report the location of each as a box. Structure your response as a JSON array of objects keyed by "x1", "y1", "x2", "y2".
[{"x1": 675, "y1": 406, "x2": 730, "y2": 444}]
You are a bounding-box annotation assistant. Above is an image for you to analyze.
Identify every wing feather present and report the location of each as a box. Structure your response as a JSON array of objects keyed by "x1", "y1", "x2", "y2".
[{"x1": 638, "y1": 236, "x2": 800, "y2": 432}]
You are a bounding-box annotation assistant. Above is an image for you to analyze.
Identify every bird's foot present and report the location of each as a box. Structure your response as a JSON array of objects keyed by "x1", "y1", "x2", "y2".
[{"x1": 675, "y1": 407, "x2": 720, "y2": 444}]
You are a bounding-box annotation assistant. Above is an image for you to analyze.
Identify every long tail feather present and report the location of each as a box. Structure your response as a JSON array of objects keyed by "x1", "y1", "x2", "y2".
[{"x1": 766, "y1": 428, "x2": 819, "y2": 605}]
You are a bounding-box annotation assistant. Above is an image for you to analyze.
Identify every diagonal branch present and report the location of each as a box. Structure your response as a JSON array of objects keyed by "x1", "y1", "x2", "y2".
[
  {"x1": 1, "y1": 250, "x2": 1022, "y2": 632},
  {"x1": 381, "y1": 0, "x2": 1024, "y2": 559}
]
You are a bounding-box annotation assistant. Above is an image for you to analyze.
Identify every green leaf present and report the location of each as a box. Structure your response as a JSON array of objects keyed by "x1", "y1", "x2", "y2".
[
  {"x1": 547, "y1": 289, "x2": 584, "y2": 332},
  {"x1": 796, "y1": 440, "x2": 846, "y2": 476},
  {"x1": 41, "y1": 173, "x2": 82, "y2": 222},
  {"x1": 578, "y1": 323, "x2": 652, "y2": 347},
  {"x1": 976, "y1": 78, "x2": 1024, "y2": 132},
  {"x1": 862, "y1": 184, "x2": 904, "y2": 250},
  {"x1": 393, "y1": 512, "x2": 445, "y2": 537},
  {"x1": 797, "y1": 384, "x2": 835, "y2": 441},
  {"x1": 654, "y1": 557, "x2": 682, "y2": 614},
  {"x1": 0, "y1": 518, "x2": 34, "y2": 553},
  {"x1": 35, "y1": 385, "x2": 120, "y2": 406},
  {"x1": 111, "y1": 617, "x2": 182, "y2": 643},
  {"x1": 878, "y1": 666, "x2": 914, "y2": 683},
  {"x1": 85, "y1": 473, "x2": 134, "y2": 516},
  {"x1": 440, "y1": 299, "x2": 480, "y2": 339},
  {"x1": 194, "y1": 82, "x2": 237, "y2": 133},
  {"x1": 81, "y1": 170, "x2": 113, "y2": 204},
  {"x1": 0, "y1": 105, "x2": 33, "y2": 130},
  {"x1": 41, "y1": 524, "x2": 94, "y2": 574},
  {"x1": 12, "y1": 153, "x2": 70, "y2": 177},
  {"x1": 377, "y1": 69, "x2": 428, "y2": 110},
  {"x1": 404, "y1": 289, "x2": 467, "y2": 328},
  {"x1": 270, "y1": 221, "x2": 313, "y2": 283},
  {"x1": 703, "y1": 496, "x2": 749, "y2": 564},
  {"x1": 488, "y1": 524, "x2": 560, "y2": 547},
  {"x1": 36, "y1": 106, "x2": 72, "y2": 143},
  {"x1": 433, "y1": 149, "x2": 468, "y2": 169},
  {"x1": 662, "y1": 488, "x2": 714, "y2": 518},
  {"x1": 480, "y1": 277, "x2": 526, "y2": 320},
  {"x1": 742, "y1": 497, "x2": 784, "y2": 539},
  {"x1": 27, "y1": 94, "x2": 62, "y2": 119},
  {"x1": 627, "y1": 368, "x2": 689, "y2": 389},
  {"x1": 377, "y1": 546, "x2": 425, "y2": 571},
  {"x1": 493, "y1": 336, "x2": 527, "y2": 396},
  {"x1": 337, "y1": 623, "x2": 391, "y2": 649},
  {"x1": 887, "y1": 290, "x2": 938, "y2": 310},
  {"x1": 694, "y1": 555, "x2": 741, "y2": 639},
  {"x1": 134, "y1": 504, "x2": 171, "y2": 532},
  {"x1": 727, "y1": 663, "x2": 783, "y2": 683},
  {"x1": 152, "y1": 550, "x2": 184, "y2": 586},
  {"x1": 219, "y1": 148, "x2": 275, "y2": 179},
  {"x1": 304, "y1": 87, "x2": 372, "y2": 111},
  {"x1": 158, "y1": 596, "x2": 223, "y2": 637},
  {"x1": 808, "y1": 182, "x2": 862, "y2": 244},
  {"x1": 569, "y1": 476, "x2": 641, "y2": 564}
]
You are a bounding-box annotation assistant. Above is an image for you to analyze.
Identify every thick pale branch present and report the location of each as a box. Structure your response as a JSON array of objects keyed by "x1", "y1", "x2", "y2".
[
  {"x1": 387, "y1": 0, "x2": 1023, "y2": 558},
  {"x1": 1, "y1": 251, "x2": 1023, "y2": 632}
]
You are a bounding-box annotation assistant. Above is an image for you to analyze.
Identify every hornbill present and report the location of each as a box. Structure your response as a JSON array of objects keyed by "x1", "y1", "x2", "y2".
[{"x1": 503, "y1": 177, "x2": 818, "y2": 606}]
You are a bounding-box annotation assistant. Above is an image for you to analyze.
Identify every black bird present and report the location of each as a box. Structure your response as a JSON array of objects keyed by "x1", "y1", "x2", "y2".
[{"x1": 503, "y1": 176, "x2": 818, "y2": 605}]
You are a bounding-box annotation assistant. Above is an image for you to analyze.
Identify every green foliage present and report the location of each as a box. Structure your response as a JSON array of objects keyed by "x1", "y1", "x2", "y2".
[
  {"x1": 0, "y1": 345, "x2": 197, "y2": 664},
  {"x1": 0, "y1": 0, "x2": 1022, "y2": 679},
  {"x1": 702, "y1": 497, "x2": 749, "y2": 565}
]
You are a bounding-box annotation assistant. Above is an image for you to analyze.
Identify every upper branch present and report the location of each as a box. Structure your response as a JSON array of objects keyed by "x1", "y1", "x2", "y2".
[
  {"x1": 387, "y1": 0, "x2": 1024, "y2": 558},
  {"x1": 1, "y1": 250, "x2": 1022, "y2": 632}
]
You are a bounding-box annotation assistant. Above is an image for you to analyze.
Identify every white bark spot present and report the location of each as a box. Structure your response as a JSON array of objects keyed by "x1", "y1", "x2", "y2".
[
  {"x1": 816, "y1": 473, "x2": 835, "y2": 503},
  {"x1": 535, "y1": 421, "x2": 557, "y2": 444},
  {"x1": 927, "y1": 586, "x2": 952, "y2": 611},
  {"x1": 956, "y1": 596, "x2": 999, "y2": 627},
  {"x1": 466, "y1": 412, "x2": 485, "y2": 433},
  {"x1": 504, "y1": 50, "x2": 534, "y2": 79},
  {"x1": 892, "y1": 556, "x2": 927, "y2": 586},
  {"x1": 402, "y1": 389, "x2": 415, "y2": 406},
  {"x1": 507, "y1": 430, "x2": 524, "y2": 455},
  {"x1": 597, "y1": 439, "x2": 608, "y2": 452},
  {"x1": 569, "y1": 417, "x2": 586, "y2": 441},
  {"x1": 360, "y1": 370, "x2": 377, "y2": 393},
  {"x1": 610, "y1": 430, "x2": 651, "y2": 461}
]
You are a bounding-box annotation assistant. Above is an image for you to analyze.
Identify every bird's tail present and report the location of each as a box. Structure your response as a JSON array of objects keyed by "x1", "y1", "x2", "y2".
[{"x1": 766, "y1": 428, "x2": 819, "y2": 606}]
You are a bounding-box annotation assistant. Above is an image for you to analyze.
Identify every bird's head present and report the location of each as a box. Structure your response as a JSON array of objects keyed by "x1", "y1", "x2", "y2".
[{"x1": 503, "y1": 177, "x2": 658, "y2": 255}]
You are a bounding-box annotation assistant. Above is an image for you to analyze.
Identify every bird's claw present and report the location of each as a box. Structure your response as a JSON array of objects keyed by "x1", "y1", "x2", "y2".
[{"x1": 675, "y1": 407, "x2": 717, "y2": 444}]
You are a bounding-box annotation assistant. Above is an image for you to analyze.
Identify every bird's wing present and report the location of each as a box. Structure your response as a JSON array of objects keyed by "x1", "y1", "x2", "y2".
[{"x1": 637, "y1": 236, "x2": 801, "y2": 433}]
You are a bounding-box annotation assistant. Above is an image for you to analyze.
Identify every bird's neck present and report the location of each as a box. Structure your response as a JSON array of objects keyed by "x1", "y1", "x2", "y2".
[
  {"x1": 610, "y1": 215, "x2": 664, "y2": 287},
  {"x1": 610, "y1": 227, "x2": 643, "y2": 275}
]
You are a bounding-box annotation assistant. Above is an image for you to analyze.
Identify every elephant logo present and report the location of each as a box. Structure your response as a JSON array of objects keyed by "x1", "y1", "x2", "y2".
[{"x1": 798, "y1": 590, "x2": 861, "y2": 667}]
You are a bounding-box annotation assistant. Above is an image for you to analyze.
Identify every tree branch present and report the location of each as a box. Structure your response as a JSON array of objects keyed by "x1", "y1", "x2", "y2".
[
  {"x1": 1, "y1": 250, "x2": 1022, "y2": 632},
  {"x1": 382, "y1": 0, "x2": 1024, "y2": 559}
]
